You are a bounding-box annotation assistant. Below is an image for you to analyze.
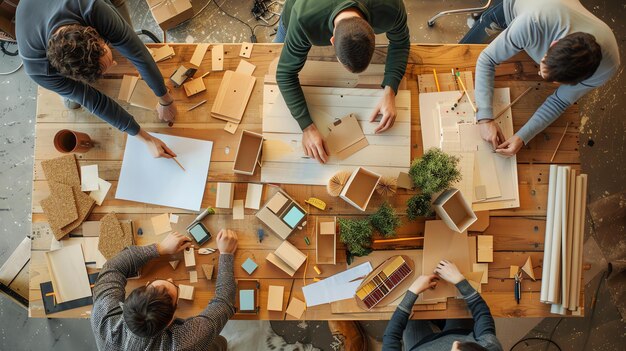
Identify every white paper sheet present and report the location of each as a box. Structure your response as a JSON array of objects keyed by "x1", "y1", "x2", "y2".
[
  {"x1": 89, "y1": 178, "x2": 111, "y2": 206},
  {"x1": 81, "y1": 165, "x2": 99, "y2": 191},
  {"x1": 302, "y1": 262, "x2": 372, "y2": 307},
  {"x1": 115, "y1": 133, "x2": 213, "y2": 211}
]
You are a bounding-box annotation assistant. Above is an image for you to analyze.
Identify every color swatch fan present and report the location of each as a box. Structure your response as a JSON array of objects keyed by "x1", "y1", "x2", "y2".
[{"x1": 354, "y1": 255, "x2": 415, "y2": 310}]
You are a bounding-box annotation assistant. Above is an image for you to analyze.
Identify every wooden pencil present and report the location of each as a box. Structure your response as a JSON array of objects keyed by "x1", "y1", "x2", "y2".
[
  {"x1": 433, "y1": 69, "x2": 440, "y2": 92},
  {"x1": 373, "y1": 236, "x2": 424, "y2": 244},
  {"x1": 172, "y1": 157, "x2": 186, "y2": 171},
  {"x1": 187, "y1": 99, "x2": 207, "y2": 111},
  {"x1": 550, "y1": 122, "x2": 570, "y2": 162},
  {"x1": 456, "y1": 74, "x2": 476, "y2": 113},
  {"x1": 494, "y1": 86, "x2": 533, "y2": 119}
]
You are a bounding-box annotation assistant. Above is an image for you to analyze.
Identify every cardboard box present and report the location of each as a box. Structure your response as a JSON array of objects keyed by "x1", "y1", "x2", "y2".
[
  {"x1": 340, "y1": 167, "x2": 381, "y2": 211},
  {"x1": 233, "y1": 130, "x2": 263, "y2": 175},
  {"x1": 433, "y1": 188, "x2": 477, "y2": 233},
  {"x1": 325, "y1": 114, "x2": 368, "y2": 160},
  {"x1": 316, "y1": 217, "x2": 336, "y2": 264},
  {"x1": 256, "y1": 191, "x2": 307, "y2": 239},
  {"x1": 236, "y1": 279, "x2": 259, "y2": 314},
  {"x1": 148, "y1": 0, "x2": 193, "y2": 31},
  {"x1": 266, "y1": 241, "x2": 307, "y2": 276}
]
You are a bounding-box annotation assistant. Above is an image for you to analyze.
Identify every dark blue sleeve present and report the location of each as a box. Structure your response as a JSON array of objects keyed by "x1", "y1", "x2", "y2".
[
  {"x1": 456, "y1": 280, "x2": 497, "y2": 341},
  {"x1": 382, "y1": 290, "x2": 418, "y2": 350}
]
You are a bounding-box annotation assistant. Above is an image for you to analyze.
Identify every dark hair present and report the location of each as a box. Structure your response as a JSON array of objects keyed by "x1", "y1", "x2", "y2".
[
  {"x1": 457, "y1": 341, "x2": 489, "y2": 351},
  {"x1": 334, "y1": 16, "x2": 375, "y2": 73},
  {"x1": 543, "y1": 32, "x2": 602, "y2": 85},
  {"x1": 47, "y1": 24, "x2": 105, "y2": 83},
  {"x1": 123, "y1": 285, "x2": 175, "y2": 337}
]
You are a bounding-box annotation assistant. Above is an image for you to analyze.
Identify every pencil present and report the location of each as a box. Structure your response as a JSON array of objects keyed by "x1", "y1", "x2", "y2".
[
  {"x1": 433, "y1": 69, "x2": 440, "y2": 92},
  {"x1": 172, "y1": 157, "x2": 186, "y2": 171},
  {"x1": 373, "y1": 236, "x2": 424, "y2": 244},
  {"x1": 187, "y1": 99, "x2": 207, "y2": 111},
  {"x1": 456, "y1": 73, "x2": 477, "y2": 113},
  {"x1": 550, "y1": 121, "x2": 570, "y2": 162}
]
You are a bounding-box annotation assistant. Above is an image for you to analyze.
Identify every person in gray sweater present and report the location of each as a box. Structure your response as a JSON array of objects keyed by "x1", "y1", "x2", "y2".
[
  {"x1": 463, "y1": 0, "x2": 619, "y2": 156},
  {"x1": 16, "y1": 0, "x2": 178, "y2": 159},
  {"x1": 383, "y1": 260, "x2": 503, "y2": 351},
  {"x1": 91, "y1": 230, "x2": 238, "y2": 351}
]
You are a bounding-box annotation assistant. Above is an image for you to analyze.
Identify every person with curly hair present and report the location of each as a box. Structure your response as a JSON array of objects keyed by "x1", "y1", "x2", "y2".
[{"x1": 16, "y1": 0, "x2": 178, "y2": 158}]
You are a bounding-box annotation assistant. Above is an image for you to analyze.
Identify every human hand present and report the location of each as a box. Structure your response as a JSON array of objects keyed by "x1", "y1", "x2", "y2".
[
  {"x1": 369, "y1": 86, "x2": 397, "y2": 133},
  {"x1": 137, "y1": 129, "x2": 176, "y2": 158},
  {"x1": 434, "y1": 260, "x2": 465, "y2": 285},
  {"x1": 478, "y1": 119, "x2": 505, "y2": 150},
  {"x1": 496, "y1": 135, "x2": 524, "y2": 157},
  {"x1": 157, "y1": 232, "x2": 192, "y2": 255},
  {"x1": 302, "y1": 124, "x2": 328, "y2": 163},
  {"x1": 156, "y1": 92, "x2": 176, "y2": 123},
  {"x1": 408, "y1": 274, "x2": 439, "y2": 294},
  {"x1": 216, "y1": 229, "x2": 238, "y2": 254}
]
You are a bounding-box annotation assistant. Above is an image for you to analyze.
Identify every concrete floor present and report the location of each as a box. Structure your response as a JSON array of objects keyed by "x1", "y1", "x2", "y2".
[{"x1": 1, "y1": 0, "x2": 624, "y2": 350}]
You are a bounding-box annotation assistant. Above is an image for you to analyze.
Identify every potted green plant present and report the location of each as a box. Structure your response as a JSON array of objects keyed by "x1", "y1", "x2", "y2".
[
  {"x1": 368, "y1": 202, "x2": 401, "y2": 238},
  {"x1": 406, "y1": 193, "x2": 434, "y2": 220},
  {"x1": 409, "y1": 148, "x2": 461, "y2": 195},
  {"x1": 338, "y1": 217, "x2": 373, "y2": 258}
]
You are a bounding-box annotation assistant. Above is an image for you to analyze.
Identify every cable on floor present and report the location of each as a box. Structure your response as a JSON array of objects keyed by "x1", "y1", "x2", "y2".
[{"x1": 0, "y1": 61, "x2": 23, "y2": 75}]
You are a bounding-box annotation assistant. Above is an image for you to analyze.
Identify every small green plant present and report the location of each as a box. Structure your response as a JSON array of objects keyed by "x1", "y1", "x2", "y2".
[
  {"x1": 369, "y1": 202, "x2": 401, "y2": 238},
  {"x1": 409, "y1": 148, "x2": 461, "y2": 195},
  {"x1": 406, "y1": 193, "x2": 434, "y2": 220},
  {"x1": 338, "y1": 217, "x2": 373, "y2": 257}
]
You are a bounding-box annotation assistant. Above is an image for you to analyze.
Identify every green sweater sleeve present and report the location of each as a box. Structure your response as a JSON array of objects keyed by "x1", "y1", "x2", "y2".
[{"x1": 381, "y1": 1, "x2": 410, "y2": 93}]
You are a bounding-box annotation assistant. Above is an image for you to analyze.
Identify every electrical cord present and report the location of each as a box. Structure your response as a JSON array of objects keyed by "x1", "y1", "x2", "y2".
[{"x1": 0, "y1": 61, "x2": 23, "y2": 75}]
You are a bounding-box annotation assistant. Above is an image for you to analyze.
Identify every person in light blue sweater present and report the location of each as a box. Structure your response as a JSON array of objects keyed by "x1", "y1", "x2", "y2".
[
  {"x1": 383, "y1": 260, "x2": 503, "y2": 351},
  {"x1": 462, "y1": 0, "x2": 619, "y2": 156}
]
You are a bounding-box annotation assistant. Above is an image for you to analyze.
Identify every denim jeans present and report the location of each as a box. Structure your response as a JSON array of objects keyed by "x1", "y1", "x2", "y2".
[
  {"x1": 459, "y1": 0, "x2": 507, "y2": 44},
  {"x1": 403, "y1": 319, "x2": 475, "y2": 349},
  {"x1": 273, "y1": 17, "x2": 287, "y2": 43}
]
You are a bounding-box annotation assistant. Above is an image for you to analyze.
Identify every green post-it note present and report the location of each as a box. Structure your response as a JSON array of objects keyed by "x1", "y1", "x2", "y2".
[
  {"x1": 241, "y1": 257, "x2": 258, "y2": 275},
  {"x1": 239, "y1": 289, "x2": 255, "y2": 311},
  {"x1": 283, "y1": 206, "x2": 304, "y2": 228}
]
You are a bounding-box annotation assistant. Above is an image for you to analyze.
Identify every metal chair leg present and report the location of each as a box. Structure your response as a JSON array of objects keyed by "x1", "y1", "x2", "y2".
[{"x1": 428, "y1": 0, "x2": 492, "y2": 27}]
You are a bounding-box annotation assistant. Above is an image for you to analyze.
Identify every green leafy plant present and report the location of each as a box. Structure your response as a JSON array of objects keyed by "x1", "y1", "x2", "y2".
[
  {"x1": 338, "y1": 217, "x2": 373, "y2": 257},
  {"x1": 409, "y1": 148, "x2": 461, "y2": 195},
  {"x1": 406, "y1": 193, "x2": 434, "y2": 220},
  {"x1": 369, "y1": 202, "x2": 401, "y2": 238}
]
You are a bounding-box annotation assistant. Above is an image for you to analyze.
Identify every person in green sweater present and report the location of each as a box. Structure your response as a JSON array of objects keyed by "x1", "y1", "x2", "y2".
[{"x1": 274, "y1": 0, "x2": 410, "y2": 163}]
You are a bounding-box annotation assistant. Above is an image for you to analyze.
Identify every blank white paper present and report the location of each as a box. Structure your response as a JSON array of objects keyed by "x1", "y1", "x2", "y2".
[
  {"x1": 302, "y1": 262, "x2": 372, "y2": 307},
  {"x1": 115, "y1": 133, "x2": 213, "y2": 211}
]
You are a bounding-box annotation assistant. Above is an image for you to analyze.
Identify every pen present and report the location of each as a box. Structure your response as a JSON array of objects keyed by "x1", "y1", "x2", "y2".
[{"x1": 514, "y1": 272, "x2": 521, "y2": 304}]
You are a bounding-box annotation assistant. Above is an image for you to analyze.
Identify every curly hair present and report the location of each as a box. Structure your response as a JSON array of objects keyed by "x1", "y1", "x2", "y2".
[
  {"x1": 123, "y1": 285, "x2": 175, "y2": 338},
  {"x1": 544, "y1": 32, "x2": 602, "y2": 85},
  {"x1": 47, "y1": 24, "x2": 105, "y2": 83}
]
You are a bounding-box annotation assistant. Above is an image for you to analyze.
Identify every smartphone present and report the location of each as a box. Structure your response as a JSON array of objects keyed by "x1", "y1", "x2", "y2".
[{"x1": 187, "y1": 222, "x2": 212, "y2": 245}]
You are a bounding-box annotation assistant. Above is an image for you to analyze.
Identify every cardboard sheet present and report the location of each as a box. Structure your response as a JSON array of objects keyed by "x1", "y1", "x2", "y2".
[
  {"x1": 422, "y1": 220, "x2": 471, "y2": 301},
  {"x1": 151, "y1": 213, "x2": 172, "y2": 235},
  {"x1": 115, "y1": 133, "x2": 213, "y2": 211},
  {"x1": 325, "y1": 114, "x2": 369, "y2": 160}
]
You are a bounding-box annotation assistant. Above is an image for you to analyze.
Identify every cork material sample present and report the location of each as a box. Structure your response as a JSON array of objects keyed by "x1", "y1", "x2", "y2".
[
  {"x1": 41, "y1": 182, "x2": 78, "y2": 230},
  {"x1": 45, "y1": 185, "x2": 95, "y2": 240},
  {"x1": 41, "y1": 155, "x2": 80, "y2": 186},
  {"x1": 98, "y1": 213, "x2": 133, "y2": 259}
]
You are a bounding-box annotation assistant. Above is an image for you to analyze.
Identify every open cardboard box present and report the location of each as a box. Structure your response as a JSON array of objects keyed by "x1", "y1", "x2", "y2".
[
  {"x1": 340, "y1": 167, "x2": 381, "y2": 211},
  {"x1": 233, "y1": 130, "x2": 263, "y2": 175},
  {"x1": 256, "y1": 191, "x2": 307, "y2": 239},
  {"x1": 147, "y1": 0, "x2": 193, "y2": 31},
  {"x1": 433, "y1": 188, "x2": 477, "y2": 233},
  {"x1": 316, "y1": 217, "x2": 337, "y2": 265},
  {"x1": 266, "y1": 241, "x2": 307, "y2": 276}
]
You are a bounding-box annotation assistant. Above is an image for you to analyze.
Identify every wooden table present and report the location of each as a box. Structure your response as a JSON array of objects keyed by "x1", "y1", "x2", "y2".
[{"x1": 29, "y1": 44, "x2": 583, "y2": 319}]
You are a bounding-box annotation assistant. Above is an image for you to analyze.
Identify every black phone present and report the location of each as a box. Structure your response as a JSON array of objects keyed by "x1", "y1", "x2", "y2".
[{"x1": 188, "y1": 222, "x2": 212, "y2": 245}]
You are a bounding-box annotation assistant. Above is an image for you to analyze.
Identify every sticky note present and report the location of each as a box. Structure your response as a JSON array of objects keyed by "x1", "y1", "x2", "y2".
[
  {"x1": 239, "y1": 289, "x2": 255, "y2": 311},
  {"x1": 170, "y1": 214, "x2": 179, "y2": 223},
  {"x1": 151, "y1": 213, "x2": 172, "y2": 235},
  {"x1": 242, "y1": 257, "x2": 258, "y2": 275},
  {"x1": 283, "y1": 206, "x2": 304, "y2": 228}
]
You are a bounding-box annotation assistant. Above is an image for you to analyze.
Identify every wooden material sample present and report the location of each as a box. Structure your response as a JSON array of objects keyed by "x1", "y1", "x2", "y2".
[
  {"x1": 256, "y1": 191, "x2": 307, "y2": 239},
  {"x1": 239, "y1": 43, "x2": 253, "y2": 58},
  {"x1": 190, "y1": 43, "x2": 210, "y2": 67},
  {"x1": 472, "y1": 263, "x2": 489, "y2": 284},
  {"x1": 266, "y1": 192, "x2": 288, "y2": 213},
  {"x1": 266, "y1": 241, "x2": 306, "y2": 276},
  {"x1": 522, "y1": 256, "x2": 536, "y2": 281},
  {"x1": 316, "y1": 217, "x2": 337, "y2": 265},
  {"x1": 477, "y1": 235, "x2": 494, "y2": 263},
  {"x1": 150, "y1": 44, "x2": 175, "y2": 62},
  {"x1": 422, "y1": 220, "x2": 471, "y2": 301},
  {"x1": 510, "y1": 265, "x2": 520, "y2": 278},
  {"x1": 233, "y1": 199, "x2": 245, "y2": 220},
  {"x1": 0, "y1": 237, "x2": 30, "y2": 287},
  {"x1": 211, "y1": 44, "x2": 224, "y2": 71},
  {"x1": 45, "y1": 245, "x2": 92, "y2": 303},
  {"x1": 178, "y1": 284, "x2": 194, "y2": 300},
  {"x1": 169, "y1": 260, "x2": 180, "y2": 270},
  {"x1": 89, "y1": 178, "x2": 112, "y2": 206},
  {"x1": 285, "y1": 297, "x2": 306, "y2": 319},
  {"x1": 245, "y1": 183, "x2": 263, "y2": 210},
  {"x1": 201, "y1": 264, "x2": 214, "y2": 280},
  {"x1": 211, "y1": 70, "x2": 256, "y2": 123},
  {"x1": 151, "y1": 213, "x2": 172, "y2": 235},
  {"x1": 355, "y1": 255, "x2": 415, "y2": 309},
  {"x1": 468, "y1": 211, "x2": 490, "y2": 232},
  {"x1": 98, "y1": 213, "x2": 133, "y2": 259},
  {"x1": 183, "y1": 78, "x2": 206, "y2": 97},
  {"x1": 43, "y1": 183, "x2": 96, "y2": 241},
  {"x1": 183, "y1": 247, "x2": 196, "y2": 268},
  {"x1": 325, "y1": 114, "x2": 368, "y2": 160},
  {"x1": 41, "y1": 155, "x2": 80, "y2": 187},
  {"x1": 267, "y1": 285, "x2": 284, "y2": 311},
  {"x1": 433, "y1": 188, "x2": 477, "y2": 233},
  {"x1": 41, "y1": 182, "x2": 78, "y2": 230},
  {"x1": 397, "y1": 172, "x2": 414, "y2": 190},
  {"x1": 233, "y1": 130, "x2": 263, "y2": 175},
  {"x1": 170, "y1": 65, "x2": 191, "y2": 87},
  {"x1": 236, "y1": 60, "x2": 256, "y2": 76},
  {"x1": 215, "y1": 182, "x2": 234, "y2": 208},
  {"x1": 189, "y1": 270, "x2": 198, "y2": 283},
  {"x1": 223, "y1": 122, "x2": 238, "y2": 134},
  {"x1": 340, "y1": 167, "x2": 381, "y2": 211}
]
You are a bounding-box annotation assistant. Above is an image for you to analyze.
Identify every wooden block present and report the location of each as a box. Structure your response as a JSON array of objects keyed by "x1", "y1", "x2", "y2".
[
  {"x1": 274, "y1": 241, "x2": 307, "y2": 271},
  {"x1": 509, "y1": 265, "x2": 520, "y2": 278},
  {"x1": 239, "y1": 42, "x2": 253, "y2": 58},
  {"x1": 224, "y1": 122, "x2": 238, "y2": 134},
  {"x1": 215, "y1": 182, "x2": 234, "y2": 208},
  {"x1": 151, "y1": 213, "x2": 172, "y2": 235},
  {"x1": 211, "y1": 70, "x2": 256, "y2": 123},
  {"x1": 169, "y1": 65, "x2": 190, "y2": 87},
  {"x1": 472, "y1": 263, "x2": 489, "y2": 284},
  {"x1": 169, "y1": 260, "x2": 180, "y2": 270},
  {"x1": 189, "y1": 270, "x2": 198, "y2": 283},
  {"x1": 183, "y1": 78, "x2": 206, "y2": 97},
  {"x1": 313, "y1": 265, "x2": 322, "y2": 275},
  {"x1": 236, "y1": 59, "x2": 256, "y2": 76},
  {"x1": 178, "y1": 284, "x2": 194, "y2": 300},
  {"x1": 522, "y1": 256, "x2": 536, "y2": 281},
  {"x1": 98, "y1": 212, "x2": 133, "y2": 259},
  {"x1": 88, "y1": 178, "x2": 111, "y2": 206},
  {"x1": 477, "y1": 235, "x2": 493, "y2": 262},
  {"x1": 118, "y1": 75, "x2": 139, "y2": 102},
  {"x1": 129, "y1": 79, "x2": 158, "y2": 110},
  {"x1": 211, "y1": 44, "x2": 223, "y2": 71},
  {"x1": 233, "y1": 199, "x2": 244, "y2": 220},
  {"x1": 285, "y1": 297, "x2": 306, "y2": 319},
  {"x1": 397, "y1": 172, "x2": 414, "y2": 190},
  {"x1": 245, "y1": 183, "x2": 263, "y2": 210},
  {"x1": 190, "y1": 43, "x2": 210, "y2": 67},
  {"x1": 151, "y1": 44, "x2": 175, "y2": 62},
  {"x1": 183, "y1": 247, "x2": 195, "y2": 268},
  {"x1": 201, "y1": 264, "x2": 214, "y2": 280},
  {"x1": 267, "y1": 285, "x2": 284, "y2": 311},
  {"x1": 41, "y1": 182, "x2": 78, "y2": 230},
  {"x1": 41, "y1": 155, "x2": 80, "y2": 186},
  {"x1": 319, "y1": 221, "x2": 336, "y2": 235}
]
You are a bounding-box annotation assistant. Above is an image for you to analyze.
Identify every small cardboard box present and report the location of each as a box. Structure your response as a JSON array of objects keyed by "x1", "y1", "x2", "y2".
[
  {"x1": 325, "y1": 114, "x2": 368, "y2": 160},
  {"x1": 316, "y1": 217, "x2": 336, "y2": 265},
  {"x1": 433, "y1": 188, "x2": 477, "y2": 233},
  {"x1": 340, "y1": 167, "x2": 381, "y2": 211},
  {"x1": 148, "y1": 0, "x2": 193, "y2": 31},
  {"x1": 233, "y1": 130, "x2": 263, "y2": 175}
]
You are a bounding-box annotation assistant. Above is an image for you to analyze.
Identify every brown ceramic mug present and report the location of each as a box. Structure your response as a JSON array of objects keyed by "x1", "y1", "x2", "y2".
[{"x1": 53, "y1": 129, "x2": 94, "y2": 153}]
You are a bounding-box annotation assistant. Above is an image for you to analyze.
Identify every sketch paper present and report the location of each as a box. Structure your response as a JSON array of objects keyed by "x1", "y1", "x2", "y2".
[
  {"x1": 302, "y1": 262, "x2": 372, "y2": 307},
  {"x1": 116, "y1": 133, "x2": 213, "y2": 211}
]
